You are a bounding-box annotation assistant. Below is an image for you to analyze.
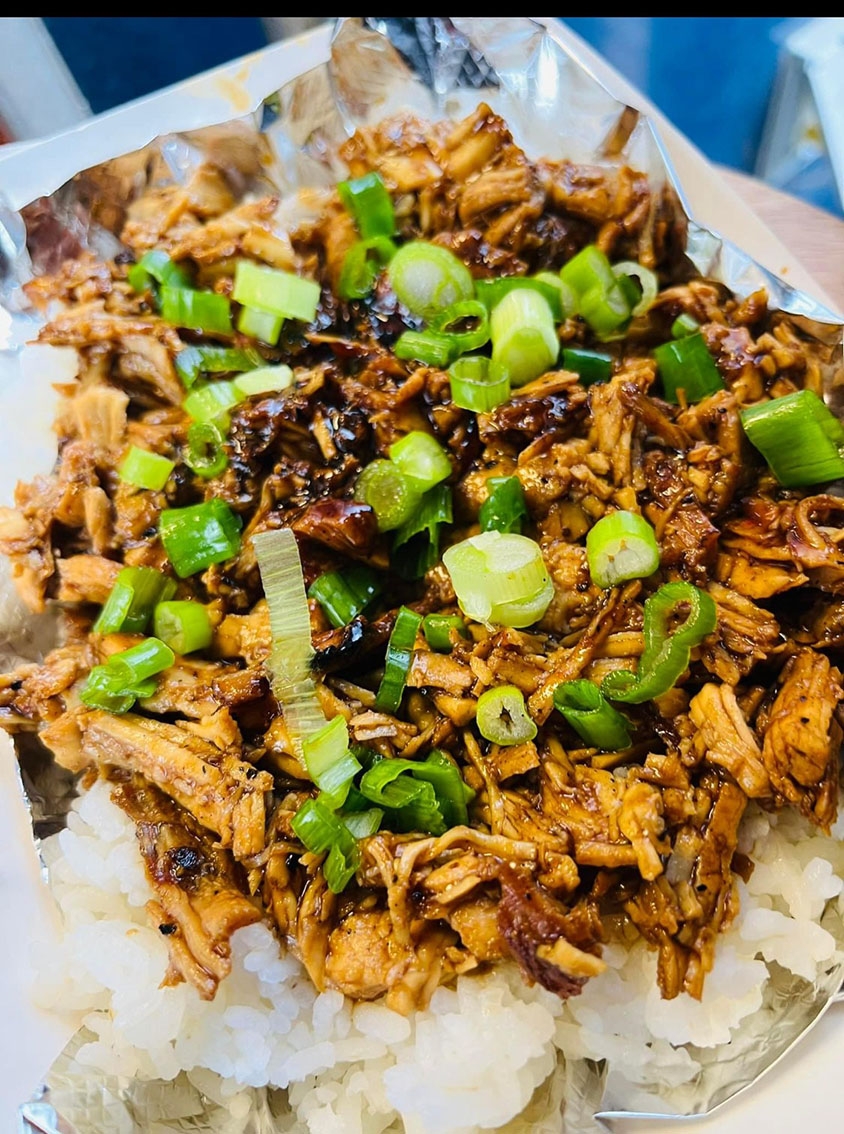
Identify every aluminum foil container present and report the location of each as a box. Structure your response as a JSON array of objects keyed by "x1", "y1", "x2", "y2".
[{"x1": 2, "y1": 16, "x2": 844, "y2": 1134}]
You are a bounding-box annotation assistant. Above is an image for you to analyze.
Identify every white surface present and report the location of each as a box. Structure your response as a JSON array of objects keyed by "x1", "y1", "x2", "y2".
[
  {"x1": 0, "y1": 17, "x2": 90, "y2": 142},
  {"x1": 1, "y1": 16, "x2": 842, "y2": 1133}
]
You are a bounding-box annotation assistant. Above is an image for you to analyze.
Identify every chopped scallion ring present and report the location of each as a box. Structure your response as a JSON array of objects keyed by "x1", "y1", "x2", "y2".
[
  {"x1": 389, "y1": 431, "x2": 452, "y2": 493},
  {"x1": 182, "y1": 380, "x2": 244, "y2": 424},
  {"x1": 127, "y1": 249, "x2": 192, "y2": 294},
  {"x1": 422, "y1": 613, "x2": 468, "y2": 652},
  {"x1": 429, "y1": 299, "x2": 490, "y2": 354},
  {"x1": 387, "y1": 240, "x2": 474, "y2": 318},
  {"x1": 338, "y1": 171, "x2": 396, "y2": 239},
  {"x1": 152, "y1": 601, "x2": 213, "y2": 655},
  {"x1": 354, "y1": 459, "x2": 423, "y2": 532},
  {"x1": 233, "y1": 260, "x2": 321, "y2": 322},
  {"x1": 476, "y1": 685, "x2": 537, "y2": 746},
  {"x1": 561, "y1": 347, "x2": 613, "y2": 386},
  {"x1": 653, "y1": 332, "x2": 724, "y2": 403},
  {"x1": 374, "y1": 606, "x2": 422, "y2": 714},
  {"x1": 237, "y1": 304, "x2": 284, "y2": 345},
  {"x1": 490, "y1": 288, "x2": 559, "y2": 387},
  {"x1": 337, "y1": 236, "x2": 397, "y2": 300},
  {"x1": 174, "y1": 345, "x2": 262, "y2": 390},
  {"x1": 106, "y1": 636, "x2": 175, "y2": 687},
  {"x1": 442, "y1": 531, "x2": 553, "y2": 628},
  {"x1": 671, "y1": 312, "x2": 700, "y2": 338},
  {"x1": 553, "y1": 680, "x2": 632, "y2": 750},
  {"x1": 185, "y1": 421, "x2": 228, "y2": 479},
  {"x1": 611, "y1": 261, "x2": 659, "y2": 317},
  {"x1": 159, "y1": 499, "x2": 242, "y2": 578},
  {"x1": 478, "y1": 475, "x2": 528, "y2": 535},
  {"x1": 739, "y1": 389, "x2": 844, "y2": 487},
  {"x1": 586, "y1": 510, "x2": 660, "y2": 588},
  {"x1": 118, "y1": 445, "x2": 174, "y2": 491},
  {"x1": 394, "y1": 329, "x2": 459, "y2": 368},
  {"x1": 448, "y1": 355, "x2": 510, "y2": 412},
  {"x1": 308, "y1": 565, "x2": 383, "y2": 628},
  {"x1": 159, "y1": 287, "x2": 233, "y2": 335},
  {"x1": 94, "y1": 567, "x2": 175, "y2": 636},
  {"x1": 234, "y1": 365, "x2": 294, "y2": 397},
  {"x1": 302, "y1": 716, "x2": 362, "y2": 806},
  {"x1": 391, "y1": 483, "x2": 452, "y2": 580}
]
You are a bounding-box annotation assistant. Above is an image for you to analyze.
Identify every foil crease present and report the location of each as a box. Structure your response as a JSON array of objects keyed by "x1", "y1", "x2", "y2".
[{"x1": 1, "y1": 15, "x2": 843, "y2": 1134}]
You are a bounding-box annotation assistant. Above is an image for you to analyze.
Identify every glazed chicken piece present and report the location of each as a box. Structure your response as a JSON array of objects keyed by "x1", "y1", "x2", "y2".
[
  {"x1": 73, "y1": 711, "x2": 273, "y2": 859},
  {"x1": 110, "y1": 774, "x2": 263, "y2": 1000},
  {"x1": 625, "y1": 776, "x2": 746, "y2": 999},
  {"x1": 758, "y1": 648, "x2": 842, "y2": 831}
]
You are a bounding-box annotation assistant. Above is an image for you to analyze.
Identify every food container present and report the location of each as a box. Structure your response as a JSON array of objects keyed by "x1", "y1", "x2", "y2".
[{"x1": 1, "y1": 17, "x2": 842, "y2": 1134}]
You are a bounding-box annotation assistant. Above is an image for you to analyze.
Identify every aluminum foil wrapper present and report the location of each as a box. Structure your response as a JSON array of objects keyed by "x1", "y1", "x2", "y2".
[{"x1": 2, "y1": 16, "x2": 844, "y2": 1134}]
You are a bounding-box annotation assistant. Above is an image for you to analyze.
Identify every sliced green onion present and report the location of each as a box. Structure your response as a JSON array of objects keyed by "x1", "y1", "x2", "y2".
[
  {"x1": 354, "y1": 459, "x2": 423, "y2": 532},
  {"x1": 475, "y1": 275, "x2": 567, "y2": 322},
  {"x1": 448, "y1": 355, "x2": 510, "y2": 413},
  {"x1": 553, "y1": 680, "x2": 632, "y2": 750},
  {"x1": 185, "y1": 421, "x2": 228, "y2": 479},
  {"x1": 422, "y1": 613, "x2": 468, "y2": 652},
  {"x1": 387, "y1": 240, "x2": 474, "y2": 319},
  {"x1": 107, "y1": 636, "x2": 175, "y2": 686},
  {"x1": 535, "y1": 271, "x2": 577, "y2": 320},
  {"x1": 159, "y1": 287, "x2": 233, "y2": 335},
  {"x1": 429, "y1": 300, "x2": 490, "y2": 353},
  {"x1": 602, "y1": 581, "x2": 717, "y2": 704},
  {"x1": 342, "y1": 808, "x2": 384, "y2": 839},
  {"x1": 338, "y1": 171, "x2": 396, "y2": 239},
  {"x1": 337, "y1": 236, "x2": 397, "y2": 300},
  {"x1": 577, "y1": 281, "x2": 632, "y2": 338},
  {"x1": 127, "y1": 249, "x2": 192, "y2": 294},
  {"x1": 237, "y1": 304, "x2": 283, "y2": 346},
  {"x1": 358, "y1": 763, "x2": 445, "y2": 836},
  {"x1": 479, "y1": 476, "x2": 528, "y2": 535},
  {"x1": 94, "y1": 566, "x2": 175, "y2": 636},
  {"x1": 586, "y1": 510, "x2": 660, "y2": 588},
  {"x1": 308, "y1": 565, "x2": 383, "y2": 628},
  {"x1": 118, "y1": 445, "x2": 174, "y2": 491},
  {"x1": 391, "y1": 483, "x2": 452, "y2": 580},
  {"x1": 671, "y1": 313, "x2": 700, "y2": 338},
  {"x1": 560, "y1": 244, "x2": 633, "y2": 337},
  {"x1": 234, "y1": 365, "x2": 294, "y2": 397},
  {"x1": 174, "y1": 345, "x2": 262, "y2": 390},
  {"x1": 561, "y1": 347, "x2": 613, "y2": 386},
  {"x1": 476, "y1": 685, "x2": 537, "y2": 746},
  {"x1": 233, "y1": 260, "x2": 321, "y2": 323},
  {"x1": 739, "y1": 389, "x2": 844, "y2": 487},
  {"x1": 159, "y1": 499, "x2": 242, "y2": 578},
  {"x1": 374, "y1": 606, "x2": 422, "y2": 714},
  {"x1": 394, "y1": 329, "x2": 459, "y2": 368},
  {"x1": 292, "y1": 798, "x2": 360, "y2": 893},
  {"x1": 611, "y1": 261, "x2": 659, "y2": 317},
  {"x1": 302, "y1": 716, "x2": 362, "y2": 805},
  {"x1": 152, "y1": 600, "x2": 213, "y2": 655},
  {"x1": 560, "y1": 244, "x2": 617, "y2": 300},
  {"x1": 389, "y1": 431, "x2": 451, "y2": 493},
  {"x1": 357, "y1": 750, "x2": 471, "y2": 833},
  {"x1": 443, "y1": 531, "x2": 552, "y2": 628},
  {"x1": 485, "y1": 580, "x2": 555, "y2": 629},
  {"x1": 182, "y1": 380, "x2": 243, "y2": 424},
  {"x1": 653, "y1": 333, "x2": 725, "y2": 403},
  {"x1": 490, "y1": 288, "x2": 559, "y2": 387},
  {"x1": 80, "y1": 665, "x2": 148, "y2": 714},
  {"x1": 252, "y1": 528, "x2": 326, "y2": 754}
]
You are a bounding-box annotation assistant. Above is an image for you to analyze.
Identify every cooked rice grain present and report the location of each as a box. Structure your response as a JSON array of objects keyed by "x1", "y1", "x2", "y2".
[{"x1": 36, "y1": 781, "x2": 844, "y2": 1133}]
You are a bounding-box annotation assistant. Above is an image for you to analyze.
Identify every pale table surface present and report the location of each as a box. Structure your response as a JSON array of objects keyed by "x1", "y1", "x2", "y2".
[{"x1": 719, "y1": 166, "x2": 844, "y2": 314}]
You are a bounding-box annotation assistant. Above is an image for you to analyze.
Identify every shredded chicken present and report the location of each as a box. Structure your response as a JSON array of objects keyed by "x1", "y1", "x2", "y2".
[{"x1": 3, "y1": 101, "x2": 842, "y2": 1014}]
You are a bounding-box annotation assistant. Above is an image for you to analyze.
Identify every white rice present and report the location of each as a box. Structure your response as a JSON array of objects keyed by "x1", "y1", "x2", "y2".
[{"x1": 35, "y1": 782, "x2": 844, "y2": 1133}]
